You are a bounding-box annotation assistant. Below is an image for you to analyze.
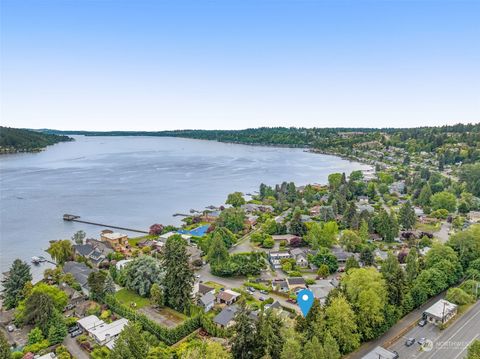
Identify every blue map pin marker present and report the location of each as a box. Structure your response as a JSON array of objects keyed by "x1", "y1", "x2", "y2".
[{"x1": 297, "y1": 289, "x2": 314, "y2": 317}]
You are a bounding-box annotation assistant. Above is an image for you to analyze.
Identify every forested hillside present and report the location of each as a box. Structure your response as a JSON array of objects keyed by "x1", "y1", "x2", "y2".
[{"x1": 0, "y1": 127, "x2": 73, "y2": 153}]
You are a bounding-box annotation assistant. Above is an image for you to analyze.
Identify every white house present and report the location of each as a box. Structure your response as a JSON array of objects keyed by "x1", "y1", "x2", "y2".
[
  {"x1": 268, "y1": 251, "x2": 292, "y2": 269},
  {"x1": 77, "y1": 315, "x2": 128, "y2": 347},
  {"x1": 423, "y1": 299, "x2": 458, "y2": 326},
  {"x1": 199, "y1": 292, "x2": 216, "y2": 312}
]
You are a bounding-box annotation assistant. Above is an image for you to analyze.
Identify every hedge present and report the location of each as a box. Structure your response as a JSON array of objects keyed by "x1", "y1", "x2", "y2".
[{"x1": 102, "y1": 295, "x2": 227, "y2": 345}]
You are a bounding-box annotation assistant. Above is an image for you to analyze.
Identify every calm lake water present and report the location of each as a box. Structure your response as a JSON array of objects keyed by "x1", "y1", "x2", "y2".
[{"x1": 0, "y1": 136, "x2": 370, "y2": 274}]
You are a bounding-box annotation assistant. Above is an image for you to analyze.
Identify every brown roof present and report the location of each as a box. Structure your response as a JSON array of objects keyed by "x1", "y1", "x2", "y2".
[
  {"x1": 216, "y1": 290, "x2": 240, "y2": 302},
  {"x1": 198, "y1": 283, "x2": 215, "y2": 295}
]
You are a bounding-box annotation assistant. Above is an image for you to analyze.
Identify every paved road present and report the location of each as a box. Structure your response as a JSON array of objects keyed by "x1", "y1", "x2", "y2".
[
  {"x1": 346, "y1": 292, "x2": 447, "y2": 359},
  {"x1": 389, "y1": 300, "x2": 480, "y2": 359},
  {"x1": 435, "y1": 222, "x2": 451, "y2": 244},
  {"x1": 64, "y1": 335, "x2": 90, "y2": 359}
]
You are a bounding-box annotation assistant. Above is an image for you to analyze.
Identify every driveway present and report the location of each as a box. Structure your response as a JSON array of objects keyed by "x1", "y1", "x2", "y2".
[
  {"x1": 435, "y1": 222, "x2": 451, "y2": 243},
  {"x1": 389, "y1": 300, "x2": 480, "y2": 359},
  {"x1": 63, "y1": 335, "x2": 90, "y2": 359}
]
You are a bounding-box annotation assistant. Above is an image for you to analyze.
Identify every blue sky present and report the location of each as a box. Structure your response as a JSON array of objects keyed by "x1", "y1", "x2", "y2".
[{"x1": 1, "y1": 0, "x2": 479, "y2": 130}]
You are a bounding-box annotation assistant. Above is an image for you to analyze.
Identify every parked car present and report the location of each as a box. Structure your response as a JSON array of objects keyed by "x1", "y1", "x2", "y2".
[
  {"x1": 405, "y1": 338, "x2": 415, "y2": 347},
  {"x1": 259, "y1": 296, "x2": 266, "y2": 301},
  {"x1": 260, "y1": 290, "x2": 268, "y2": 295},
  {"x1": 64, "y1": 304, "x2": 75, "y2": 311},
  {"x1": 418, "y1": 338, "x2": 426, "y2": 346},
  {"x1": 7, "y1": 325, "x2": 15, "y2": 332},
  {"x1": 247, "y1": 287, "x2": 256, "y2": 293},
  {"x1": 68, "y1": 325, "x2": 80, "y2": 334},
  {"x1": 286, "y1": 298, "x2": 297, "y2": 304},
  {"x1": 70, "y1": 329, "x2": 83, "y2": 338},
  {"x1": 418, "y1": 319, "x2": 427, "y2": 327}
]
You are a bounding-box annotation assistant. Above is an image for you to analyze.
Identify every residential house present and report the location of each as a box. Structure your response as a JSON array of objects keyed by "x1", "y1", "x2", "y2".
[
  {"x1": 73, "y1": 243, "x2": 106, "y2": 267},
  {"x1": 86, "y1": 238, "x2": 114, "y2": 255},
  {"x1": 390, "y1": 181, "x2": 406, "y2": 195},
  {"x1": 286, "y1": 277, "x2": 306, "y2": 291},
  {"x1": 331, "y1": 246, "x2": 358, "y2": 264},
  {"x1": 115, "y1": 259, "x2": 133, "y2": 270},
  {"x1": 271, "y1": 234, "x2": 301, "y2": 246},
  {"x1": 198, "y1": 283, "x2": 215, "y2": 296},
  {"x1": 213, "y1": 305, "x2": 238, "y2": 328},
  {"x1": 309, "y1": 205, "x2": 322, "y2": 216},
  {"x1": 356, "y1": 203, "x2": 374, "y2": 214},
  {"x1": 362, "y1": 346, "x2": 399, "y2": 359},
  {"x1": 216, "y1": 289, "x2": 241, "y2": 305},
  {"x1": 63, "y1": 261, "x2": 94, "y2": 295},
  {"x1": 186, "y1": 245, "x2": 202, "y2": 265},
  {"x1": 268, "y1": 251, "x2": 292, "y2": 269},
  {"x1": 271, "y1": 279, "x2": 289, "y2": 293},
  {"x1": 309, "y1": 280, "x2": 335, "y2": 304},
  {"x1": 423, "y1": 299, "x2": 458, "y2": 326},
  {"x1": 199, "y1": 292, "x2": 216, "y2": 312},
  {"x1": 357, "y1": 196, "x2": 369, "y2": 204},
  {"x1": 290, "y1": 248, "x2": 309, "y2": 268},
  {"x1": 202, "y1": 210, "x2": 222, "y2": 223},
  {"x1": 100, "y1": 231, "x2": 130, "y2": 255},
  {"x1": 245, "y1": 215, "x2": 258, "y2": 228},
  {"x1": 78, "y1": 315, "x2": 128, "y2": 348},
  {"x1": 264, "y1": 300, "x2": 283, "y2": 312},
  {"x1": 468, "y1": 211, "x2": 480, "y2": 223},
  {"x1": 159, "y1": 231, "x2": 192, "y2": 244},
  {"x1": 373, "y1": 249, "x2": 389, "y2": 261},
  {"x1": 61, "y1": 283, "x2": 85, "y2": 306},
  {"x1": 241, "y1": 204, "x2": 274, "y2": 213}
]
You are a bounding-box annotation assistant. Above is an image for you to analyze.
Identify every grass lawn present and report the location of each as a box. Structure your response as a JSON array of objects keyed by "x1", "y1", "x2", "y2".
[
  {"x1": 115, "y1": 288, "x2": 150, "y2": 309},
  {"x1": 128, "y1": 235, "x2": 158, "y2": 247},
  {"x1": 204, "y1": 281, "x2": 225, "y2": 293},
  {"x1": 158, "y1": 306, "x2": 188, "y2": 321},
  {"x1": 416, "y1": 222, "x2": 441, "y2": 232}
]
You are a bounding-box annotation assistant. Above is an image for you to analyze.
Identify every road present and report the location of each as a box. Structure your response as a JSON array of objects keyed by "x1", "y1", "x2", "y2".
[
  {"x1": 435, "y1": 222, "x2": 451, "y2": 244},
  {"x1": 195, "y1": 221, "x2": 301, "y2": 313},
  {"x1": 346, "y1": 292, "x2": 447, "y2": 359},
  {"x1": 63, "y1": 335, "x2": 90, "y2": 359},
  {"x1": 389, "y1": 300, "x2": 480, "y2": 359}
]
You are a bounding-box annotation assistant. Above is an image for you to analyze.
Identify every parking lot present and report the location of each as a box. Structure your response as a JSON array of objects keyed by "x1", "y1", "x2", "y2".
[{"x1": 389, "y1": 301, "x2": 480, "y2": 359}]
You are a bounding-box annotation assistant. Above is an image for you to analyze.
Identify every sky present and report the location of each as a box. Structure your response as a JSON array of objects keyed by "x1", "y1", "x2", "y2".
[{"x1": 1, "y1": 0, "x2": 479, "y2": 131}]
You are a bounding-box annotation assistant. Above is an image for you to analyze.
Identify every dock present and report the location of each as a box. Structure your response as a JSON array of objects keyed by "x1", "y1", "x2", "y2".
[{"x1": 63, "y1": 214, "x2": 148, "y2": 234}]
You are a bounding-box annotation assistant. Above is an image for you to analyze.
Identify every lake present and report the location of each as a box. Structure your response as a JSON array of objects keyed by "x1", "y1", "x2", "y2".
[{"x1": 0, "y1": 135, "x2": 370, "y2": 274}]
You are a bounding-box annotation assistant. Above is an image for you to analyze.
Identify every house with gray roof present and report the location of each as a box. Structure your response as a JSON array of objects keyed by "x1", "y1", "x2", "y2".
[
  {"x1": 213, "y1": 305, "x2": 238, "y2": 328},
  {"x1": 199, "y1": 292, "x2": 215, "y2": 312},
  {"x1": 63, "y1": 261, "x2": 94, "y2": 294}
]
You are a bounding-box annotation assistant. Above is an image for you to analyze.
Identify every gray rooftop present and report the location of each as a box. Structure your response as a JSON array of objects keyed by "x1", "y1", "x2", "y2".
[{"x1": 213, "y1": 305, "x2": 238, "y2": 326}]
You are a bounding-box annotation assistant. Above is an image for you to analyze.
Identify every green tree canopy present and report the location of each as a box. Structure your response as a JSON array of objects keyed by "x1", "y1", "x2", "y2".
[{"x1": 1, "y1": 259, "x2": 32, "y2": 309}]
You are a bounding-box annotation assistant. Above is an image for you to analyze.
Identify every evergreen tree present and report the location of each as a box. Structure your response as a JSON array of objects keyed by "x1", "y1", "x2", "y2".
[
  {"x1": 399, "y1": 201, "x2": 416, "y2": 229},
  {"x1": 303, "y1": 336, "x2": 325, "y2": 359},
  {"x1": 324, "y1": 295, "x2": 360, "y2": 354},
  {"x1": 343, "y1": 202, "x2": 358, "y2": 229},
  {"x1": 418, "y1": 183, "x2": 432, "y2": 208},
  {"x1": 345, "y1": 256, "x2": 360, "y2": 272},
  {"x1": 405, "y1": 248, "x2": 419, "y2": 284},
  {"x1": 296, "y1": 299, "x2": 325, "y2": 341},
  {"x1": 72, "y1": 230, "x2": 86, "y2": 245},
  {"x1": 360, "y1": 247, "x2": 375, "y2": 266},
  {"x1": 380, "y1": 253, "x2": 406, "y2": 306},
  {"x1": 150, "y1": 283, "x2": 164, "y2": 307},
  {"x1": 161, "y1": 235, "x2": 194, "y2": 313},
  {"x1": 47, "y1": 312, "x2": 67, "y2": 345},
  {"x1": 323, "y1": 331, "x2": 341, "y2": 359},
  {"x1": 280, "y1": 337, "x2": 303, "y2": 359},
  {"x1": 87, "y1": 271, "x2": 108, "y2": 299},
  {"x1": 110, "y1": 322, "x2": 149, "y2": 359},
  {"x1": 230, "y1": 306, "x2": 258, "y2": 359},
  {"x1": 103, "y1": 274, "x2": 116, "y2": 295},
  {"x1": 208, "y1": 232, "x2": 229, "y2": 265},
  {"x1": 359, "y1": 220, "x2": 369, "y2": 242},
  {"x1": 0, "y1": 330, "x2": 11, "y2": 359},
  {"x1": 258, "y1": 310, "x2": 284, "y2": 359},
  {"x1": 1, "y1": 259, "x2": 32, "y2": 309}
]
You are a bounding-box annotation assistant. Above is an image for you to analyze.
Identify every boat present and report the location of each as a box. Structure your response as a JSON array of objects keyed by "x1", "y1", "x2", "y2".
[{"x1": 31, "y1": 256, "x2": 46, "y2": 264}]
